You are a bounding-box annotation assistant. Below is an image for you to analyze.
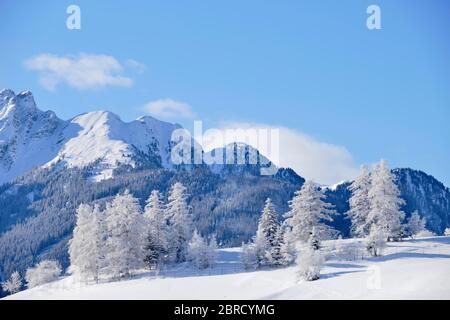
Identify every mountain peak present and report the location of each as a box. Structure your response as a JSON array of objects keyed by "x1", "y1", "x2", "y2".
[
  {"x1": 16, "y1": 90, "x2": 37, "y2": 109},
  {"x1": 0, "y1": 89, "x2": 37, "y2": 121},
  {"x1": 0, "y1": 89, "x2": 16, "y2": 110}
]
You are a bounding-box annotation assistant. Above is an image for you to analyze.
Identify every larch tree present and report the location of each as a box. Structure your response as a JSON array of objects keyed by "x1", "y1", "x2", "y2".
[
  {"x1": 104, "y1": 190, "x2": 144, "y2": 278},
  {"x1": 406, "y1": 211, "x2": 426, "y2": 239},
  {"x1": 187, "y1": 230, "x2": 216, "y2": 269},
  {"x1": 348, "y1": 165, "x2": 372, "y2": 237},
  {"x1": 165, "y1": 182, "x2": 193, "y2": 263},
  {"x1": 285, "y1": 181, "x2": 337, "y2": 245},
  {"x1": 25, "y1": 260, "x2": 61, "y2": 289},
  {"x1": 143, "y1": 190, "x2": 168, "y2": 269},
  {"x1": 69, "y1": 203, "x2": 103, "y2": 283},
  {"x1": 1, "y1": 271, "x2": 22, "y2": 295},
  {"x1": 367, "y1": 160, "x2": 405, "y2": 241}
]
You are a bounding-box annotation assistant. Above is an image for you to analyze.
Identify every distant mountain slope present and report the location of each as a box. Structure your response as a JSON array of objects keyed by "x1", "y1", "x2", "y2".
[
  {"x1": 394, "y1": 168, "x2": 450, "y2": 234},
  {"x1": 0, "y1": 89, "x2": 182, "y2": 183},
  {"x1": 0, "y1": 90, "x2": 67, "y2": 184}
]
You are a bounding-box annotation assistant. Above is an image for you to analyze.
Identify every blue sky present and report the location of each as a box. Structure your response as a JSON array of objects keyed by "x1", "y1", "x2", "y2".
[{"x1": 0, "y1": 0, "x2": 449, "y2": 185}]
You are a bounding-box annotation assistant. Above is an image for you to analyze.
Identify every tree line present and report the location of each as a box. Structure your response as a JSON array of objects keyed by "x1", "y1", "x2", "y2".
[{"x1": 241, "y1": 160, "x2": 432, "y2": 281}]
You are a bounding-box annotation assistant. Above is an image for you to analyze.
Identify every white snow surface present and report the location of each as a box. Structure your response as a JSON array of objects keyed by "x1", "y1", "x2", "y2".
[
  {"x1": 6, "y1": 236, "x2": 450, "y2": 300},
  {"x1": 0, "y1": 89, "x2": 181, "y2": 183}
]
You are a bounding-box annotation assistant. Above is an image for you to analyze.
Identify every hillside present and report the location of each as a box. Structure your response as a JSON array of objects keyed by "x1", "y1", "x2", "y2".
[{"x1": 6, "y1": 236, "x2": 450, "y2": 300}]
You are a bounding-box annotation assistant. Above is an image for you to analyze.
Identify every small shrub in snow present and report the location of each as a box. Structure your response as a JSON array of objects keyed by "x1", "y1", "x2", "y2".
[
  {"x1": 366, "y1": 225, "x2": 386, "y2": 257},
  {"x1": 334, "y1": 241, "x2": 366, "y2": 261},
  {"x1": 1, "y1": 271, "x2": 22, "y2": 295},
  {"x1": 405, "y1": 211, "x2": 427, "y2": 239},
  {"x1": 444, "y1": 228, "x2": 450, "y2": 236},
  {"x1": 187, "y1": 230, "x2": 216, "y2": 269},
  {"x1": 415, "y1": 230, "x2": 437, "y2": 238},
  {"x1": 296, "y1": 244, "x2": 324, "y2": 282},
  {"x1": 241, "y1": 242, "x2": 258, "y2": 270},
  {"x1": 25, "y1": 260, "x2": 61, "y2": 289}
]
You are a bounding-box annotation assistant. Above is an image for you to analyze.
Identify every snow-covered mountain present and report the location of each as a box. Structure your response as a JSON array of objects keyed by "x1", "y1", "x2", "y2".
[
  {"x1": 0, "y1": 89, "x2": 182, "y2": 183},
  {"x1": 0, "y1": 89, "x2": 66, "y2": 184},
  {"x1": 205, "y1": 142, "x2": 275, "y2": 175}
]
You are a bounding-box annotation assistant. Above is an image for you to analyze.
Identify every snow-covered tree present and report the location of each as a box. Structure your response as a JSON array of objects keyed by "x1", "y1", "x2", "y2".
[
  {"x1": 279, "y1": 227, "x2": 296, "y2": 266},
  {"x1": 445, "y1": 228, "x2": 450, "y2": 236},
  {"x1": 1, "y1": 271, "x2": 22, "y2": 295},
  {"x1": 241, "y1": 242, "x2": 258, "y2": 270},
  {"x1": 367, "y1": 160, "x2": 405, "y2": 241},
  {"x1": 143, "y1": 190, "x2": 168, "y2": 269},
  {"x1": 69, "y1": 203, "x2": 103, "y2": 283},
  {"x1": 348, "y1": 165, "x2": 372, "y2": 237},
  {"x1": 165, "y1": 182, "x2": 193, "y2": 263},
  {"x1": 187, "y1": 230, "x2": 216, "y2": 269},
  {"x1": 406, "y1": 211, "x2": 427, "y2": 239},
  {"x1": 253, "y1": 198, "x2": 282, "y2": 267},
  {"x1": 296, "y1": 234, "x2": 325, "y2": 282},
  {"x1": 415, "y1": 230, "x2": 437, "y2": 238},
  {"x1": 285, "y1": 181, "x2": 337, "y2": 245},
  {"x1": 366, "y1": 224, "x2": 387, "y2": 257},
  {"x1": 25, "y1": 260, "x2": 61, "y2": 289},
  {"x1": 104, "y1": 190, "x2": 144, "y2": 278},
  {"x1": 208, "y1": 234, "x2": 218, "y2": 265}
]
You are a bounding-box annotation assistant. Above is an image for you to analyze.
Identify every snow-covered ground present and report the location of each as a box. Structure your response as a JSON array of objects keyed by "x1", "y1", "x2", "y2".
[{"x1": 6, "y1": 236, "x2": 450, "y2": 300}]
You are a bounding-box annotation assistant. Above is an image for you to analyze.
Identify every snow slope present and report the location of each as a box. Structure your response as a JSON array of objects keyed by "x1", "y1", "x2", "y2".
[{"x1": 6, "y1": 236, "x2": 450, "y2": 300}]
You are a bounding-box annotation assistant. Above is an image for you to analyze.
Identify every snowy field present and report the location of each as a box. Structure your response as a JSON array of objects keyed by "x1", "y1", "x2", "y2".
[{"x1": 6, "y1": 236, "x2": 450, "y2": 300}]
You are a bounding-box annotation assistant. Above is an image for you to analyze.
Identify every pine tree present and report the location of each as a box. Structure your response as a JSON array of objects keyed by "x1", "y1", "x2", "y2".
[
  {"x1": 1, "y1": 271, "x2": 22, "y2": 295},
  {"x1": 285, "y1": 181, "x2": 337, "y2": 245},
  {"x1": 69, "y1": 203, "x2": 103, "y2": 283},
  {"x1": 165, "y1": 182, "x2": 193, "y2": 263},
  {"x1": 254, "y1": 198, "x2": 281, "y2": 267},
  {"x1": 348, "y1": 165, "x2": 372, "y2": 237},
  {"x1": 104, "y1": 190, "x2": 144, "y2": 278},
  {"x1": 143, "y1": 190, "x2": 168, "y2": 269},
  {"x1": 367, "y1": 160, "x2": 405, "y2": 241},
  {"x1": 406, "y1": 211, "x2": 426, "y2": 239}
]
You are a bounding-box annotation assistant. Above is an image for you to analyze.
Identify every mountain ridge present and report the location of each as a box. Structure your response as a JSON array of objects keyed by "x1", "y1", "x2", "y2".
[{"x1": 0, "y1": 89, "x2": 182, "y2": 183}]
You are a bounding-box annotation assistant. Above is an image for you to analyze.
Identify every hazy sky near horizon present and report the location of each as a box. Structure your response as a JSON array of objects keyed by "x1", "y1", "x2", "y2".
[{"x1": 0, "y1": 0, "x2": 449, "y2": 185}]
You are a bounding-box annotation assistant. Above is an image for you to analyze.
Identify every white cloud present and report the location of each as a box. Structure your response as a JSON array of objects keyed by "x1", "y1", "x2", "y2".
[
  {"x1": 203, "y1": 122, "x2": 359, "y2": 185},
  {"x1": 125, "y1": 59, "x2": 146, "y2": 74},
  {"x1": 142, "y1": 98, "x2": 194, "y2": 120},
  {"x1": 24, "y1": 53, "x2": 134, "y2": 90}
]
